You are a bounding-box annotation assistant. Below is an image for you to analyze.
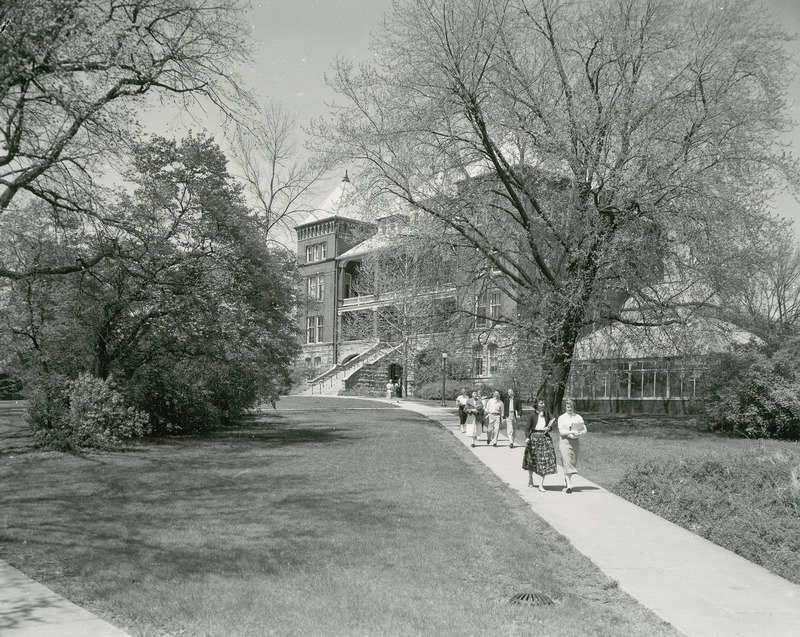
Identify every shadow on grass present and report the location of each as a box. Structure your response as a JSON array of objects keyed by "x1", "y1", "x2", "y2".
[
  {"x1": 133, "y1": 412, "x2": 355, "y2": 451},
  {"x1": 4, "y1": 474, "x2": 404, "y2": 584},
  {"x1": 585, "y1": 413, "x2": 720, "y2": 441}
]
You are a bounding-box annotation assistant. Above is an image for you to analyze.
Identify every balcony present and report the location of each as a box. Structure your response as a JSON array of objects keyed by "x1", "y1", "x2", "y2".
[{"x1": 339, "y1": 285, "x2": 457, "y2": 313}]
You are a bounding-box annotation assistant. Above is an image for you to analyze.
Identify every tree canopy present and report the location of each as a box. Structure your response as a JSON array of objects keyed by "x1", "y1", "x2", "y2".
[
  {"x1": 315, "y1": 0, "x2": 800, "y2": 409},
  {"x1": 0, "y1": 0, "x2": 252, "y2": 278},
  {"x1": 1, "y1": 134, "x2": 298, "y2": 436}
]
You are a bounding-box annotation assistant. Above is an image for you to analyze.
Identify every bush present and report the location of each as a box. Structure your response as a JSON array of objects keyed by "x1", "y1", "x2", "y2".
[
  {"x1": 28, "y1": 373, "x2": 150, "y2": 450},
  {"x1": 701, "y1": 339, "x2": 800, "y2": 440},
  {"x1": 414, "y1": 348, "x2": 474, "y2": 386},
  {"x1": 413, "y1": 380, "x2": 464, "y2": 401},
  {"x1": 26, "y1": 374, "x2": 71, "y2": 440},
  {"x1": 0, "y1": 372, "x2": 24, "y2": 399},
  {"x1": 614, "y1": 448, "x2": 800, "y2": 585}
]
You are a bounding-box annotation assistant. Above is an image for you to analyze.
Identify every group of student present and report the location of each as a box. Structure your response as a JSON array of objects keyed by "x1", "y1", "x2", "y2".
[{"x1": 455, "y1": 388, "x2": 587, "y2": 493}]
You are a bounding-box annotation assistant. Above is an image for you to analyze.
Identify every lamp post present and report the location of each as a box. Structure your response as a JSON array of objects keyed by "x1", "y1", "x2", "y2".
[{"x1": 440, "y1": 352, "x2": 448, "y2": 406}]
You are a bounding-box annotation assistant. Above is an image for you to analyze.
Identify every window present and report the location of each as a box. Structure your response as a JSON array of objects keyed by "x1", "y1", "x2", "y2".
[
  {"x1": 475, "y1": 291, "x2": 500, "y2": 327},
  {"x1": 306, "y1": 316, "x2": 324, "y2": 343},
  {"x1": 306, "y1": 317, "x2": 316, "y2": 343},
  {"x1": 305, "y1": 242, "x2": 327, "y2": 263},
  {"x1": 489, "y1": 293, "x2": 501, "y2": 320},
  {"x1": 487, "y1": 344, "x2": 498, "y2": 375},
  {"x1": 475, "y1": 293, "x2": 487, "y2": 327},
  {"x1": 343, "y1": 273, "x2": 352, "y2": 298},
  {"x1": 473, "y1": 348, "x2": 483, "y2": 376},
  {"x1": 307, "y1": 274, "x2": 324, "y2": 301}
]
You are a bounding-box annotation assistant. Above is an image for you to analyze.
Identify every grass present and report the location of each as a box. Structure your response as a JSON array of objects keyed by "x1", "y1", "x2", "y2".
[
  {"x1": 0, "y1": 397, "x2": 678, "y2": 637},
  {"x1": 578, "y1": 413, "x2": 800, "y2": 585}
]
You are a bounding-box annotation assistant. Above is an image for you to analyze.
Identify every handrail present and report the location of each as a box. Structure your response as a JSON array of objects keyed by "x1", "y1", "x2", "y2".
[
  {"x1": 307, "y1": 341, "x2": 383, "y2": 386},
  {"x1": 305, "y1": 341, "x2": 402, "y2": 395}
]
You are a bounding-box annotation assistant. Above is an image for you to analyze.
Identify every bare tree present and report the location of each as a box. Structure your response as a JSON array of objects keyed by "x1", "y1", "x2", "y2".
[
  {"x1": 229, "y1": 102, "x2": 327, "y2": 246},
  {"x1": 315, "y1": 0, "x2": 800, "y2": 411},
  {"x1": 346, "y1": 214, "x2": 461, "y2": 393},
  {"x1": 0, "y1": 0, "x2": 253, "y2": 278},
  {"x1": 727, "y1": 228, "x2": 800, "y2": 336}
]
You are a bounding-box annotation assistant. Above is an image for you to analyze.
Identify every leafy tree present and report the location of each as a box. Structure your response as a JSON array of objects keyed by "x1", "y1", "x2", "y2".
[
  {"x1": 0, "y1": 0, "x2": 252, "y2": 278},
  {"x1": 315, "y1": 0, "x2": 799, "y2": 412},
  {"x1": 1, "y1": 134, "x2": 299, "y2": 434}
]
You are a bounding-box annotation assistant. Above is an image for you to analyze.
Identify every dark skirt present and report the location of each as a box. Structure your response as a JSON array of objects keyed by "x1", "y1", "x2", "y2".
[{"x1": 523, "y1": 431, "x2": 557, "y2": 475}]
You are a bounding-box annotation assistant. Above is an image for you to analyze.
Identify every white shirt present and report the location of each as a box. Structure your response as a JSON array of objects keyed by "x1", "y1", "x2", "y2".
[
  {"x1": 558, "y1": 413, "x2": 586, "y2": 437},
  {"x1": 486, "y1": 397, "x2": 503, "y2": 415},
  {"x1": 534, "y1": 412, "x2": 548, "y2": 430}
]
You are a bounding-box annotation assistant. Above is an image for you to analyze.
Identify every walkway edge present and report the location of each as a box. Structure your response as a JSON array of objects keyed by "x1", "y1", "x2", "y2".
[
  {"x1": 0, "y1": 558, "x2": 131, "y2": 636},
  {"x1": 399, "y1": 400, "x2": 800, "y2": 637}
]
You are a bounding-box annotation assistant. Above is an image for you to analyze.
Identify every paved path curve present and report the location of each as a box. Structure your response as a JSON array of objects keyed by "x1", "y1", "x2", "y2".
[{"x1": 399, "y1": 400, "x2": 800, "y2": 637}]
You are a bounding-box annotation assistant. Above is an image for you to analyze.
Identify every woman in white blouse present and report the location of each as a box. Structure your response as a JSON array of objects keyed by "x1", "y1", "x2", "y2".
[{"x1": 557, "y1": 398, "x2": 587, "y2": 494}]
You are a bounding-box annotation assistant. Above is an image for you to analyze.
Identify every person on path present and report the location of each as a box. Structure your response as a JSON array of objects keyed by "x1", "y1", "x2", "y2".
[
  {"x1": 455, "y1": 388, "x2": 470, "y2": 433},
  {"x1": 501, "y1": 388, "x2": 523, "y2": 448},
  {"x1": 486, "y1": 390, "x2": 505, "y2": 446},
  {"x1": 522, "y1": 398, "x2": 557, "y2": 491},
  {"x1": 558, "y1": 398, "x2": 587, "y2": 493},
  {"x1": 386, "y1": 380, "x2": 395, "y2": 401},
  {"x1": 465, "y1": 391, "x2": 484, "y2": 447}
]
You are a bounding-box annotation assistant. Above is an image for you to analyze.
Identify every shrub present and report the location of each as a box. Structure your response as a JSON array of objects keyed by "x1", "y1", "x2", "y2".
[
  {"x1": 614, "y1": 448, "x2": 800, "y2": 585},
  {"x1": 28, "y1": 373, "x2": 150, "y2": 450},
  {"x1": 414, "y1": 349, "x2": 473, "y2": 386},
  {"x1": 413, "y1": 380, "x2": 464, "y2": 401},
  {"x1": 701, "y1": 340, "x2": 800, "y2": 440},
  {"x1": 26, "y1": 374, "x2": 71, "y2": 444},
  {"x1": 0, "y1": 372, "x2": 24, "y2": 399}
]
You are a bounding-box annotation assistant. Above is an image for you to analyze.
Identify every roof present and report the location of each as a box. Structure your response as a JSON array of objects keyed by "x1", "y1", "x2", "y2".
[
  {"x1": 297, "y1": 173, "x2": 369, "y2": 227},
  {"x1": 574, "y1": 316, "x2": 758, "y2": 361},
  {"x1": 337, "y1": 232, "x2": 394, "y2": 261}
]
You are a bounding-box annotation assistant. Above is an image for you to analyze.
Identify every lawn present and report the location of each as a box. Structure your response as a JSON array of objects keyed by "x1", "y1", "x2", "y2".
[
  {"x1": 0, "y1": 397, "x2": 678, "y2": 637},
  {"x1": 577, "y1": 412, "x2": 800, "y2": 585}
]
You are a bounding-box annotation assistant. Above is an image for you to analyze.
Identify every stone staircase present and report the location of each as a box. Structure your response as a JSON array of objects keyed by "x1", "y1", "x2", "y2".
[{"x1": 299, "y1": 341, "x2": 401, "y2": 395}]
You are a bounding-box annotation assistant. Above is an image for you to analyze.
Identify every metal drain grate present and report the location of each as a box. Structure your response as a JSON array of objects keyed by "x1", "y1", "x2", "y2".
[{"x1": 509, "y1": 592, "x2": 554, "y2": 606}]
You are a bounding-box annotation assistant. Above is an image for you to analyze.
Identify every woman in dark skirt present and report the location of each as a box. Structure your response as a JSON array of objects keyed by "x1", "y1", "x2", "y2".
[{"x1": 523, "y1": 398, "x2": 557, "y2": 491}]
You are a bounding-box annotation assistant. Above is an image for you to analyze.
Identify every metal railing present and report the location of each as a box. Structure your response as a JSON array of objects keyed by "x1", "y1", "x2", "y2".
[{"x1": 305, "y1": 341, "x2": 401, "y2": 395}]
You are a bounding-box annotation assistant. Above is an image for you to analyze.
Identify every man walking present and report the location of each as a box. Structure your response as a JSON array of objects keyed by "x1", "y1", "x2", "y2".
[
  {"x1": 501, "y1": 388, "x2": 523, "y2": 448},
  {"x1": 485, "y1": 390, "x2": 505, "y2": 446}
]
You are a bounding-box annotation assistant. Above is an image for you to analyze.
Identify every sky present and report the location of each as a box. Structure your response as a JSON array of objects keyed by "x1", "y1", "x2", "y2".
[{"x1": 161, "y1": 0, "x2": 800, "y2": 230}]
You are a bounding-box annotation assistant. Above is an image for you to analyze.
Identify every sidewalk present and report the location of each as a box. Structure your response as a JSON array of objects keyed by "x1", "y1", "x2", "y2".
[
  {"x1": 400, "y1": 401, "x2": 800, "y2": 637},
  {"x1": 0, "y1": 559, "x2": 131, "y2": 636}
]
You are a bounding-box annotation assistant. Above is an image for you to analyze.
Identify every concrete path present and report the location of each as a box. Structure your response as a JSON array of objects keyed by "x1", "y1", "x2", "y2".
[
  {"x1": 400, "y1": 400, "x2": 800, "y2": 637},
  {"x1": 0, "y1": 560, "x2": 130, "y2": 636}
]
